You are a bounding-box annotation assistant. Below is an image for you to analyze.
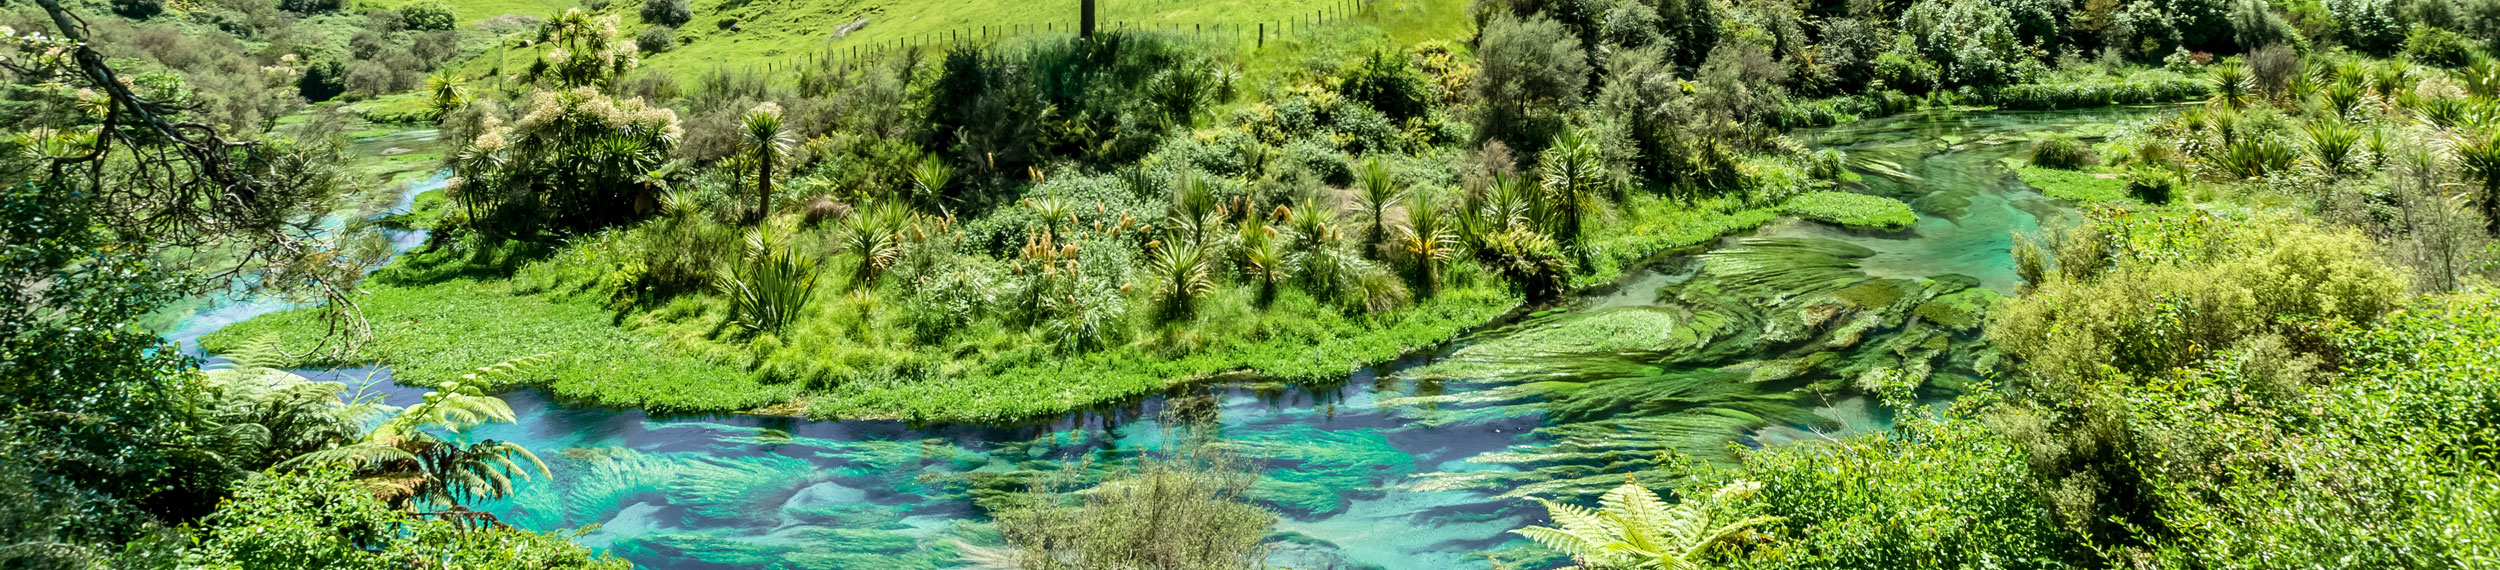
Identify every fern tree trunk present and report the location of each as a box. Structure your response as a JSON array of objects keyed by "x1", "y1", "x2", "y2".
[{"x1": 1081, "y1": 0, "x2": 1096, "y2": 38}]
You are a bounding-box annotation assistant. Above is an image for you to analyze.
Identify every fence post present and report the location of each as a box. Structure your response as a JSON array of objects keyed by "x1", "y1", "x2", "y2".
[{"x1": 1258, "y1": 23, "x2": 1263, "y2": 48}]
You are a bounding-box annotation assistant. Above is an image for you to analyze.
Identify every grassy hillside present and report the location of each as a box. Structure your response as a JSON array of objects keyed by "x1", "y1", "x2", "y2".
[{"x1": 409, "y1": 0, "x2": 1471, "y2": 82}]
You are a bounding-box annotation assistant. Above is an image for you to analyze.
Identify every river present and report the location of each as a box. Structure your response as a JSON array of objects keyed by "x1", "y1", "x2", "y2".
[{"x1": 167, "y1": 107, "x2": 2164, "y2": 570}]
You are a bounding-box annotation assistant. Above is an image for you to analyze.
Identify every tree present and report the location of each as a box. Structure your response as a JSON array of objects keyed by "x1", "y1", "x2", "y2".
[
  {"x1": 450, "y1": 10, "x2": 680, "y2": 236},
  {"x1": 740, "y1": 102, "x2": 794, "y2": 224},
  {"x1": 1899, "y1": 0, "x2": 2028, "y2": 87},
  {"x1": 1475, "y1": 13, "x2": 1591, "y2": 152},
  {"x1": 1513, "y1": 480, "x2": 1782, "y2": 569}
]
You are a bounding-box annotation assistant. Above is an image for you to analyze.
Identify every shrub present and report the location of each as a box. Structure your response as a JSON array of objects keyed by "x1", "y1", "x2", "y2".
[
  {"x1": 400, "y1": 0, "x2": 456, "y2": 30},
  {"x1": 2126, "y1": 168, "x2": 2180, "y2": 204},
  {"x1": 2405, "y1": 27, "x2": 2476, "y2": 68},
  {"x1": 2030, "y1": 136, "x2": 2097, "y2": 169},
  {"x1": 637, "y1": 25, "x2": 676, "y2": 54},
  {"x1": 641, "y1": 0, "x2": 691, "y2": 27},
  {"x1": 1871, "y1": 51, "x2": 1940, "y2": 93},
  {"x1": 2247, "y1": 44, "x2": 2301, "y2": 93},
  {"x1": 1338, "y1": 50, "x2": 1433, "y2": 122},
  {"x1": 714, "y1": 235, "x2": 821, "y2": 334},
  {"x1": 279, "y1": 0, "x2": 346, "y2": 14}
]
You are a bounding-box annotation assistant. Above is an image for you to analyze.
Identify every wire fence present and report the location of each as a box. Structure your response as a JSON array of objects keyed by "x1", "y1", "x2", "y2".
[{"x1": 754, "y1": 0, "x2": 1380, "y2": 73}]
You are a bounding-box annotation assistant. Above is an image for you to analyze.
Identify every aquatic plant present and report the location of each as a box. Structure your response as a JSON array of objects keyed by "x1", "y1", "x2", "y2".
[
  {"x1": 1219, "y1": 426, "x2": 1416, "y2": 518},
  {"x1": 1783, "y1": 191, "x2": 1918, "y2": 230},
  {"x1": 667, "y1": 455, "x2": 831, "y2": 524},
  {"x1": 1512, "y1": 480, "x2": 1780, "y2": 570}
]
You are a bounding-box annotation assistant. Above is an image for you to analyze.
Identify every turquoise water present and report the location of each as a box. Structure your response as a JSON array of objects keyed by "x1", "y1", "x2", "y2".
[{"x1": 170, "y1": 107, "x2": 2163, "y2": 570}]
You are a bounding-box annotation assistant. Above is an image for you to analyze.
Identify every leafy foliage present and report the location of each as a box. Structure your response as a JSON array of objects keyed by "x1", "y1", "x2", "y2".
[{"x1": 1513, "y1": 481, "x2": 1781, "y2": 569}]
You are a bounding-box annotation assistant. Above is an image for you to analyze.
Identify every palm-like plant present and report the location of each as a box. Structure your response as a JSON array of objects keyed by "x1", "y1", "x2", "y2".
[
  {"x1": 425, "y1": 74, "x2": 471, "y2": 116},
  {"x1": 1168, "y1": 170, "x2": 1225, "y2": 247},
  {"x1": 2214, "y1": 136, "x2": 2297, "y2": 179},
  {"x1": 1351, "y1": 157, "x2": 1408, "y2": 249},
  {"x1": 741, "y1": 102, "x2": 795, "y2": 224},
  {"x1": 1540, "y1": 131, "x2": 1607, "y2": 253},
  {"x1": 1146, "y1": 240, "x2": 1216, "y2": 322},
  {"x1": 2207, "y1": 64, "x2": 2254, "y2": 110},
  {"x1": 1513, "y1": 481, "x2": 1782, "y2": 570},
  {"x1": 1239, "y1": 208, "x2": 1288, "y2": 306},
  {"x1": 715, "y1": 229, "x2": 821, "y2": 334},
  {"x1": 2302, "y1": 120, "x2": 2363, "y2": 178},
  {"x1": 835, "y1": 201, "x2": 912, "y2": 289},
  {"x1": 1393, "y1": 191, "x2": 1454, "y2": 298},
  {"x1": 906, "y1": 153, "x2": 957, "y2": 213},
  {"x1": 2317, "y1": 80, "x2": 2366, "y2": 119},
  {"x1": 2452, "y1": 128, "x2": 2500, "y2": 233}
]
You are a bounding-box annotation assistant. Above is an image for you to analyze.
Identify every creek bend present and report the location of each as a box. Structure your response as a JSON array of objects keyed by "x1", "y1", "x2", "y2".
[{"x1": 171, "y1": 106, "x2": 2166, "y2": 570}]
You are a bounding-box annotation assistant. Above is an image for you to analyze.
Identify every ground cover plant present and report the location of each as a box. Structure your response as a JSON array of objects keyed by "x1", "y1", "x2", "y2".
[{"x1": 22, "y1": 0, "x2": 2500, "y2": 564}]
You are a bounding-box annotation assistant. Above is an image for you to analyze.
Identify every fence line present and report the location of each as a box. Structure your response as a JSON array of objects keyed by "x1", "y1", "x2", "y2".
[{"x1": 737, "y1": 0, "x2": 1378, "y2": 76}]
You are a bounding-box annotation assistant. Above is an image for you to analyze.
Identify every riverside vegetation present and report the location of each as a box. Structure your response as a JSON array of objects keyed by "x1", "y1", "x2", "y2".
[{"x1": 9, "y1": 0, "x2": 2500, "y2": 564}]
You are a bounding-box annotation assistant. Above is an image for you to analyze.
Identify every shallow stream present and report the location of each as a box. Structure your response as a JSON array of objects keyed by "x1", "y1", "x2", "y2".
[{"x1": 169, "y1": 107, "x2": 2163, "y2": 570}]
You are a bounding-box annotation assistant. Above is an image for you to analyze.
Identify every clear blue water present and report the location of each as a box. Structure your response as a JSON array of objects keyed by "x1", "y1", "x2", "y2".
[{"x1": 166, "y1": 107, "x2": 2162, "y2": 570}]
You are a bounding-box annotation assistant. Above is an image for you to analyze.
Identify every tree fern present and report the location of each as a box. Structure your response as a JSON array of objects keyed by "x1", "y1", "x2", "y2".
[{"x1": 1513, "y1": 480, "x2": 1781, "y2": 570}]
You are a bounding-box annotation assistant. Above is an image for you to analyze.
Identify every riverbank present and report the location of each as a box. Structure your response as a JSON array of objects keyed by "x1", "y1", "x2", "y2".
[{"x1": 200, "y1": 189, "x2": 1796, "y2": 423}]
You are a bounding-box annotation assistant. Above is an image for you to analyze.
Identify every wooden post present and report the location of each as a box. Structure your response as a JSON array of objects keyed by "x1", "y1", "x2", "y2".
[{"x1": 1258, "y1": 22, "x2": 1263, "y2": 47}]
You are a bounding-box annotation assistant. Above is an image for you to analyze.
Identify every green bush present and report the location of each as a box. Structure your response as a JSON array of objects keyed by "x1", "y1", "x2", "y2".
[
  {"x1": 189, "y1": 466, "x2": 630, "y2": 570},
  {"x1": 1991, "y1": 73, "x2": 2210, "y2": 109},
  {"x1": 640, "y1": 0, "x2": 691, "y2": 27},
  {"x1": 2405, "y1": 27, "x2": 2477, "y2": 68},
  {"x1": 1701, "y1": 408, "x2": 2080, "y2": 569},
  {"x1": 2029, "y1": 136, "x2": 2097, "y2": 169},
  {"x1": 1785, "y1": 191, "x2": 1918, "y2": 230},
  {"x1": 2126, "y1": 169, "x2": 2180, "y2": 204},
  {"x1": 637, "y1": 25, "x2": 676, "y2": 54},
  {"x1": 400, "y1": 0, "x2": 456, "y2": 31}
]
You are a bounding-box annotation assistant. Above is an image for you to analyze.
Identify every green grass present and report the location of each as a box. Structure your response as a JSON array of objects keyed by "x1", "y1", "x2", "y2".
[
  {"x1": 356, "y1": 0, "x2": 583, "y2": 26},
  {"x1": 803, "y1": 282, "x2": 1515, "y2": 422},
  {"x1": 1783, "y1": 191, "x2": 1918, "y2": 231},
  {"x1": 424, "y1": 0, "x2": 1468, "y2": 84},
  {"x1": 2016, "y1": 166, "x2": 2133, "y2": 204},
  {"x1": 1576, "y1": 194, "x2": 1784, "y2": 288},
  {"x1": 200, "y1": 275, "x2": 787, "y2": 415}
]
